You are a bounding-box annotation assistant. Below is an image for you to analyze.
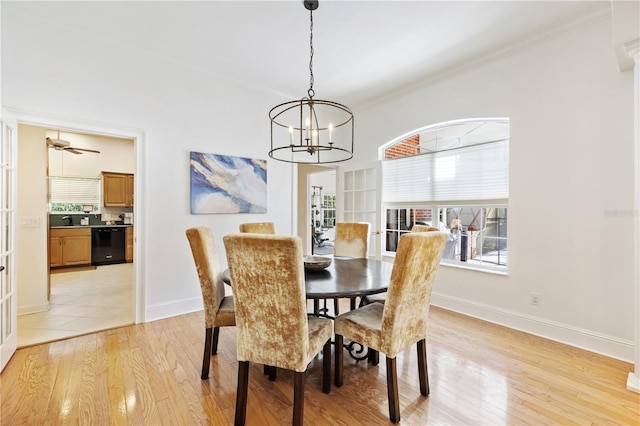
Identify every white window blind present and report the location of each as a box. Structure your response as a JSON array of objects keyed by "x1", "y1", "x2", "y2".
[
  {"x1": 382, "y1": 140, "x2": 509, "y2": 203},
  {"x1": 48, "y1": 176, "x2": 101, "y2": 205}
]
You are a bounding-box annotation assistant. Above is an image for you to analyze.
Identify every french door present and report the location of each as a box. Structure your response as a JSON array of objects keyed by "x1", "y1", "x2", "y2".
[
  {"x1": 0, "y1": 117, "x2": 17, "y2": 372},
  {"x1": 337, "y1": 161, "x2": 381, "y2": 258}
]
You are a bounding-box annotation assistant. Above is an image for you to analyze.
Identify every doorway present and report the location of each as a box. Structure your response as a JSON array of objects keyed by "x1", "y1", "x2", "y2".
[
  {"x1": 15, "y1": 122, "x2": 139, "y2": 347},
  {"x1": 309, "y1": 169, "x2": 336, "y2": 256}
]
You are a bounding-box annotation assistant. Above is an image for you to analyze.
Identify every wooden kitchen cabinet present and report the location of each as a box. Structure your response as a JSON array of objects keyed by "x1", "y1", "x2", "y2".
[
  {"x1": 50, "y1": 228, "x2": 92, "y2": 268},
  {"x1": 125, "y1": 226, "x2": 134, "y2": 262},
  {"x1": 103, "y1": 172, "x2": 134, "y2": 207}
]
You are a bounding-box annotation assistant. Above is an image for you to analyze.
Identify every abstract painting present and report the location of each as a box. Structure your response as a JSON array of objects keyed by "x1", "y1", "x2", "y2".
[{"x1": 190, "y1": 151, "x2": 267, "y2": 214}]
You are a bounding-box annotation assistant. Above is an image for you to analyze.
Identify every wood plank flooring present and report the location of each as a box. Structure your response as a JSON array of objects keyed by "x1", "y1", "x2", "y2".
[{"x1": 2, "y1": 305, "x2": 638, "y2": 425}]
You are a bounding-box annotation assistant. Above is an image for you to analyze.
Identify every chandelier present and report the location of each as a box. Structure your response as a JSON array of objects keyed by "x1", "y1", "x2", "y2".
[{"x1": 269, "y1": 0, "x2": 354, "y2": 164}]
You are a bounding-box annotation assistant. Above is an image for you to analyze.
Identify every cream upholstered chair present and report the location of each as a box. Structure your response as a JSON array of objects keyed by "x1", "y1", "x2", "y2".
[
  {"x1": 333, "y1": 221, "x2": 370, "y2": 258},
  {"x1": 239, "y1": 221, "x2": 276, "y2": 377},
  {"x1": 334, "y1": 231, "x2": 447, "y2": 423},
  {"x1": 410, "y1": 224, "x2": 439, "y2": 233},
  {"x1": 238, "y1": 222, "x2": 275, "y2": 234},
  {"x1": 185, "y1": 227, "x2": 236, "y2": 380},
  {"x1": 223, "y1": 233, "x2": 333, "y2": 426},
  {"x1": 328, "y1": 222, "x2": 371, "y2": 315},
  {"x1": 361, "y1": 224, "x2": 438, "y2": 307}
]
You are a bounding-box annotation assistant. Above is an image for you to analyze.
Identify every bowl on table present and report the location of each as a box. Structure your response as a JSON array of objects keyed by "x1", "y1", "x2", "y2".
[{"x1": 303, "y1": 255, "x2": 332, "y2": 271}]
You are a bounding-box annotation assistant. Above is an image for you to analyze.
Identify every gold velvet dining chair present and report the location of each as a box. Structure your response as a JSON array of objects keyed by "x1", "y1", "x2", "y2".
[
  {"x1": 328, "y1": 221, "x2": 371, "y2": 316},
  {"x1": 185, "y1": 226, "x2": 236, "y2": 380},
  {"x1": 361, "y1": 224, "x2": 439, "y2": 307},
  {"x1": 334, "y1": 231, "x2": 447, "y2": 423},
  {"x1": 223, "y1": 233, "x2": 333, "y2": 426},
  {"x1": 238, "y1": 222, "x2": 275, "y2": 234},
  {"x1": 333, "y1": 221, "x2": 370, "y2": 258}
]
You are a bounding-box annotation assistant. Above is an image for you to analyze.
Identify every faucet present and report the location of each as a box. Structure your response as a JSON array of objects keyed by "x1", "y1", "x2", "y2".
[{"x1": 62, "y1": 215, "x2": 73, "y2": 226}]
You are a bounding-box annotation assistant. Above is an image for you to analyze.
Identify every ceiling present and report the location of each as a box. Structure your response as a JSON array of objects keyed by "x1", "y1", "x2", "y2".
[{"x1": 4, "y1": 1, "x2": 610, "y2": 108}]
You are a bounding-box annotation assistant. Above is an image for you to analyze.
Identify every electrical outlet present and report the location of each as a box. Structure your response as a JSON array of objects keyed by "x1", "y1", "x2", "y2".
[{"x1": 531, "y1": 292, "x2": 540, "y2": 306}]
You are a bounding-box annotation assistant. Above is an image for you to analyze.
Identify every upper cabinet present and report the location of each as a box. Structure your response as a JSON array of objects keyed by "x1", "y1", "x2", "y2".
[{"x1": 103, "y1": 171, "x2": 134, "y2": 207}]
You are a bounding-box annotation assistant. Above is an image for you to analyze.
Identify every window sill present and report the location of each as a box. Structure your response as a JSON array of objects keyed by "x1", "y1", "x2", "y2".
[
  {"x1": 440, "y1": 261, "x2": 508, "y2": 276},
  {"x1": 381, "y1": 254, "x2": 508, "y2": 276}
]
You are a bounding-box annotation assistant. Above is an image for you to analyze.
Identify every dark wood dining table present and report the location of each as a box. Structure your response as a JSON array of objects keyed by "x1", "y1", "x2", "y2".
[{"x1": 223, "y1": 257, "x2": 393, "y2": 312}]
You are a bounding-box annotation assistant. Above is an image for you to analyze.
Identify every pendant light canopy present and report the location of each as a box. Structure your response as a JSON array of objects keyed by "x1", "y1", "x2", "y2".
[{"x1": 269, "y1": 0, "x2": 354, "y2": 164}]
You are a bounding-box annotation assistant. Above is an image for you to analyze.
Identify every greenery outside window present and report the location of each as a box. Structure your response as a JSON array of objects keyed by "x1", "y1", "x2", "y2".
[
  {"x1": 381, "y1": 118, "x2": 509, "y2": 272},
  {"x1": 322, "y1": 194, "x2": 336, "y2": 227},
  {"x1": 48, "y1": 176, "x2": 101, "y2": 214}
]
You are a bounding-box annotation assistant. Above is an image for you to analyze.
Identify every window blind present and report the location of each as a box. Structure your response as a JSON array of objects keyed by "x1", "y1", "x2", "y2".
[
  {"x1": 48, "y1": 176, "x2": 101, "y2": 205},
  {"x1": 382, "y1": 140, "x2": 509, "y2": 203}
]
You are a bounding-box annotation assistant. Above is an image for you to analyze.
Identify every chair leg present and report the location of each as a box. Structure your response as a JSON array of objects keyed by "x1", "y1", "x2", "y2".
[
  {"x1": 322, "y1": 339, "x2": 331, "y2": 393},
  {"x1": 201, "y1": 328, "x2": 212, "y2": 379},
  {"x1": 212, "y1": 327, "x2": 220, "y2": 355},
  {"x1": 267, "y1": 365, "x2": 277, "y2": 381},
  {"x1": 386, "y1": 356, "x2": 400, "y2": 423},
  {"x1": 293, "y1": 371, "x2": 305, "y2": 426},
  {"x1": 335, "y1": 334, "x2": 344, "y2": 387},
  {"x1": 234, "y1": 361, "x2": 250, "y2": 426},
  {"x1": 417, "y1": 339, "x2": 430, "y2": 396},
  {"x1": 368, "y1": 348, "x2": 379, "y2": 365}
]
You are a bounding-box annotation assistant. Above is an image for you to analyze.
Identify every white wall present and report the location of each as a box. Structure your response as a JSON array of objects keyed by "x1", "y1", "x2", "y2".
[
  {"x1": 355, "y1": 19, "x2": 635, "y2": 361},
  {"x1": 3, "y1": 6, "x2": 293, "y2": 322},
  {"x1": 16, "y1": 124, "x2": 49, "y2": 314}
]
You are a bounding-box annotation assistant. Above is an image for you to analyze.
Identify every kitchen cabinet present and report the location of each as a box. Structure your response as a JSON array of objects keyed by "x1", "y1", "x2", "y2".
[
  {"x1": 126, "y1": 226, "x2": 134, "y2": 262},
  {"x1": 103, "y1": 172, "x2": 134, "y2": 207},
  {"x1": 50, "y1": 228, "x2": 92, "y2": 268}
]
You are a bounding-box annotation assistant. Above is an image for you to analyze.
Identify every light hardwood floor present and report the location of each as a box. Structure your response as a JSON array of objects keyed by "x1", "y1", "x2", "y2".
[
  {"x1": 2, "y1": 304, "x2": 638, "y2": 425},
  {"x1": 17, "y1": 263, "x2": 134, "y2": 347}
]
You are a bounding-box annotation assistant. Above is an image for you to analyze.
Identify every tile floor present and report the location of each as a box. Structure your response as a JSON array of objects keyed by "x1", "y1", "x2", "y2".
[{"x1": 17, "y1": 263, "x2": 134, "y2": 348}]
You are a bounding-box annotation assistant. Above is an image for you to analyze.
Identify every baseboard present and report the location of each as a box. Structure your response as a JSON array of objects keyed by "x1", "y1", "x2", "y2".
[
  {"x1": 431, "y1": 293, "x2": 634, "y2": 363},
  {"x1": 628, "y1": 373, "x2": 640, "y2": 393},
  {"x1": 145, "y1": 297, "x2": 203, "y2": 322},
  {"x1": 18, "y1": 302, "x2": 49, "y2": 316}
]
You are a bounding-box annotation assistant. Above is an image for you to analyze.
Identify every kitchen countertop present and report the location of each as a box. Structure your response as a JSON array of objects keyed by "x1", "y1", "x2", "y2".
[{"x1": 50, "y1": 225, "x2": 133, "y2": 229}]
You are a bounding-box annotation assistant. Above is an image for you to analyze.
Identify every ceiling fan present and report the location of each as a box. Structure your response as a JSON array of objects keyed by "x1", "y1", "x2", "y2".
[{"x1": 46, "y1": 130, "x2": 101, "y2": 154}]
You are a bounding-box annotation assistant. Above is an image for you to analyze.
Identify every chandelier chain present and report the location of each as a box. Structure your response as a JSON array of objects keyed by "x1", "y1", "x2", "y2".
[{"x1": 308, "y1": 9, "x2": 314, "y2": 98}]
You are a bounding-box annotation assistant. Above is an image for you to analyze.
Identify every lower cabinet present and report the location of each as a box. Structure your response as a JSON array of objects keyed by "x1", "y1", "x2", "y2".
[
  {"x1": 126, "y1": 226, "x2": 134, "y2": 262},
  {"x1": 50, "y1": 228, "x2": 92, "y2": 268}
]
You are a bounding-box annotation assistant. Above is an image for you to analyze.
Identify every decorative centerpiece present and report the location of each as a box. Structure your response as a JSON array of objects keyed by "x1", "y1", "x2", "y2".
[{"x1": 303, "y1": 255, "x2": 332, "y2": 271}]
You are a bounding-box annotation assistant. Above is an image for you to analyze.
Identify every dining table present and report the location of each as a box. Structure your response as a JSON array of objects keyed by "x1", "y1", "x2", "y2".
[{"x1": 223, "y1": 256, "x2": 392, "y2": 310}]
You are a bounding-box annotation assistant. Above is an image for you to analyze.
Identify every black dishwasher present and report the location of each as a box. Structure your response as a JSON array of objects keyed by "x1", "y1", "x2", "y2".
[{"x1": 91, "y1": 227, "x2": 126, "y2": 265}]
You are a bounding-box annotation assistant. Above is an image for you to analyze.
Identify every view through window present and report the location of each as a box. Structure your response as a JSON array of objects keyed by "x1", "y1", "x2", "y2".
[{"x1": 381, "y1": 119, "x2": 509, "y2": 271}]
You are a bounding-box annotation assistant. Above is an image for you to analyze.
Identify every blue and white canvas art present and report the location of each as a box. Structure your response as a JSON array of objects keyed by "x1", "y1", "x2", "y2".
[{"x1": 190, "y1": 151, "x2": 267, "y2": 214}]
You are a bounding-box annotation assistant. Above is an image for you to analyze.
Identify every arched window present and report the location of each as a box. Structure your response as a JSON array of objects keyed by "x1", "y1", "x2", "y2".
[{"x1": 380, "y1": 118, "x2": 509, "y2": 271}]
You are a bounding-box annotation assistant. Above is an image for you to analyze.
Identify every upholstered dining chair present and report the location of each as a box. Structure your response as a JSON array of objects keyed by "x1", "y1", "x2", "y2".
[
  {"x1": 238, "y1": 222, "x2": 275, "y2": 234},
  {"x1": 361, "y1": 224, "x2": 439, "y2": 307},
  {"x1": 223, "y1": 233, "x2": 333, "y2": 426},
  {"x1": 410, "y1": 224, "x2": 439, "y2": 233},
  {"x1": 334, "y1": 231, "x2": 447, "y2": 423},
  {"x1": 333, "y1": 221, "x2": 370, "y2": 258},
  {"x1": 328, "y1": 221, "x2": 371, "y2": 315},
  {"x1": 185, "y1": 226, "x2": 236, "y2": 380}
]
